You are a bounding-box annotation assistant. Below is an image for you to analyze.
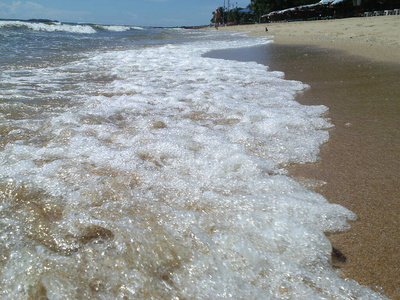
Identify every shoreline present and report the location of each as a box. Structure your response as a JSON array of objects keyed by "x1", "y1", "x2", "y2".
[
  {"x1": 216, "y1": 15, "x2": 400, "y2": 64},
  {"x1": 206, "y1": 17, "x2": 400, "y2": 299},
  {"x1": 279, "y1": 46, "x2": 400, "y2": 299}
]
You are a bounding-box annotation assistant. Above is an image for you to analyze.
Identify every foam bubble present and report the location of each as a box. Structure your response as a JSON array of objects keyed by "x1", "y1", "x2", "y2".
[
  {"x1": 0, "y1": 32, "x2": 387, "y2": 299},
  {"x1": 93, "y1": 25, "x2": 133, "y2": 32}
]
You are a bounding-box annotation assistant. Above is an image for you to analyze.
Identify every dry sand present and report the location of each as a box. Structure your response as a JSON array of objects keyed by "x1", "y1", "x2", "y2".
[
  {"x1": 208, "y1": 15, "x2": 400, "y2": 299},
  {"x1": 217, "y1": 15, "x2": 400, "y2": 64}
]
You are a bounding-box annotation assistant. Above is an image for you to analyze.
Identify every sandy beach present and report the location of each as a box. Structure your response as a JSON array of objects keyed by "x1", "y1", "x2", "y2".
[
  {"x1": 218, "y1": 15, "x2": 400, "y2": 64},
  {"x1": 209, "y1": 16, "x2": 400, "y2": 299}
]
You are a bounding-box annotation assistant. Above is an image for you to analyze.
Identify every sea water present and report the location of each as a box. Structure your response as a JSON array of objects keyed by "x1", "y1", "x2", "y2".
[{"x1": 0, "y1": 20, "x2": 386, "y2": 299}]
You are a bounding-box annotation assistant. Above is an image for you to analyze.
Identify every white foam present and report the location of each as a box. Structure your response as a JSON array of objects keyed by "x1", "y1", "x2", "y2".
[
  {"x1": 0, "y1": 33, "x2": 387, "y2": 299},
  {"x1": 96, "y1": 25, "x2": 133, "y2": 32},
  {"x1": 0, "y1": 20, "x2": 144, "y2": 34},
  {"x1": 0, "y1": 20, "x2": 96, "y2": 34}
]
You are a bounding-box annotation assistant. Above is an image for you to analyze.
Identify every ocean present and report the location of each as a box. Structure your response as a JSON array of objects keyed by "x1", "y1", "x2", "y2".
[{"x1": 0, "y1": 20, "x2": 387, "y2": 299}]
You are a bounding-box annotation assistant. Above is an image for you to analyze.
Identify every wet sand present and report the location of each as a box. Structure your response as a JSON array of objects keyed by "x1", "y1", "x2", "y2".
[{"x1": 204, "y1": 44, "x2": 400, "y2": 299}]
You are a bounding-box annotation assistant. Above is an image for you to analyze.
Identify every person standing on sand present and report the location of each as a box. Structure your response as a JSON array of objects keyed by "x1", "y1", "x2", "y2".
[{"x1": 214, "y1": 8, "x2": 221, "y2": 29}]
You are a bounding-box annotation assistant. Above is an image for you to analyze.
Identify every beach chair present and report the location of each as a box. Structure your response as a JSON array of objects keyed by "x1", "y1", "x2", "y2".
[{"x1": 384, "y1": 10, "x2": 394, "y2": 15}]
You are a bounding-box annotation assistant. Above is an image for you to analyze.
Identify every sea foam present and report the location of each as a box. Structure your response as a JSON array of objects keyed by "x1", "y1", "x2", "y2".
[
  {"x1": 0, "y1": 32, "x2": 387, "y2": 299},
  {"x1": 0, "y1": 20, "x2": 144, "y2": 34},
  {"x1": 0, "y1": 20, "x2": 97, "y2": 34}
]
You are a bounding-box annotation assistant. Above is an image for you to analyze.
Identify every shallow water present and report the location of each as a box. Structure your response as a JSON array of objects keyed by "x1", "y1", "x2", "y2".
[
  {"x1": 266, "y1": 44, "x2": 400, "y2": 299},
  {"x1": 0, "y1": 21, "x2": 388, "y2": 299},
  {"x1": 206, "y1": 43, "x2": 400, "y2": 299}
]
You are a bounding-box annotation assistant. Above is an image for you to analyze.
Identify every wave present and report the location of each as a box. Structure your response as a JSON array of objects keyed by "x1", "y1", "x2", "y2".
[
  {"x1": 0, "y1": 20, "x2": 145, "y2": 34},
  {"x1": 0, "y1": 20, "x2": 97, "y2": 34},
  {"x1": 0, "y1": 31, "x2": 387, "y2": 299},
  {"x1": 91, "y1": 25, "x2": 144, "y2": 32}
]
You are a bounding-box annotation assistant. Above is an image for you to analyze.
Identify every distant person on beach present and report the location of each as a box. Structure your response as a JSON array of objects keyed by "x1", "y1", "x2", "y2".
[{"x1": 214, "y1": 9, "x2": 221, "y2": 30}]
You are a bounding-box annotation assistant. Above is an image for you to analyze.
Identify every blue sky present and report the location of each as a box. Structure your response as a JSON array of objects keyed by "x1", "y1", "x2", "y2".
[{"x1": 0, "y1": 0, "x2": 251, "y2": 26}]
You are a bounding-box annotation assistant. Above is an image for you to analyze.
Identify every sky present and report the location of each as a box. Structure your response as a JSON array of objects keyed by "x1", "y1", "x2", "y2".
[{"x1": 0, "y1": 0, "x2": 251, "y2": 27}]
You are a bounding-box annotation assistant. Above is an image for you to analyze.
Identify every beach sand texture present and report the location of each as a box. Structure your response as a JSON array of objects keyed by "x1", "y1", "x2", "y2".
[
  {"x1": 278, "y1": 46, "x2": 400, "y2": 299},
  {"x1": 213, "y1": 16, "x2": 400, "y2": 299},
  {"x1": 218, "y1": 15, "x2": 400, "y2": 64}
]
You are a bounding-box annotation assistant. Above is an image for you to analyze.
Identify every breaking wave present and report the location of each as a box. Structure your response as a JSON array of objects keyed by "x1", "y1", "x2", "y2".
[{"x1": 0, "y1": 20, "x2": 143, "y2": 34}]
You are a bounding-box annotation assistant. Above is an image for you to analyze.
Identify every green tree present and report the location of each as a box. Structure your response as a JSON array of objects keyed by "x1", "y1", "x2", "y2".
[
  {"x1": 249, "y1": 0, "x2": 322, "y2": 19},
  {"x1": 249, "y1": 0, "x2": 271, "y2": 22},
  {"x1": 211, "y1": 6, "x2": 255, "y2": 25}
]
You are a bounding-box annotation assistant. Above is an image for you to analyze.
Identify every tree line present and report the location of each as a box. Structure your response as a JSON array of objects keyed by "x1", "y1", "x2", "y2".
[
  {"x1": 212, "y1": 0, "x2": 400, "y2": 24},
  {"x1": 211, "y1": 7, "x2": 255, "y2": 25},
  {"x1": 249, "y1": 0, "x2": 318, "y2": 21},
  {"x1": 211, "y1": 0, "x2": 318, "y2": 24}
]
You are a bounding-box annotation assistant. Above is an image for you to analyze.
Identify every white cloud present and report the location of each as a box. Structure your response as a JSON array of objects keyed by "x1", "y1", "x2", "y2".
[{"x1": 0, "y1": 1, "x2": 90, "y2": 21}]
